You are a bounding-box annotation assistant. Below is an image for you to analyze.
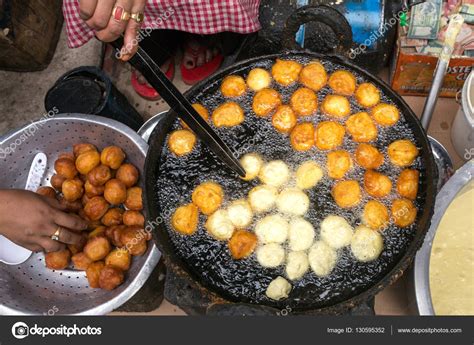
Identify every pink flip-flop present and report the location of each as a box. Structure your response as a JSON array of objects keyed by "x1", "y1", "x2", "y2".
[
  {"x1": 131, "y1": 58, "x2": 175, "y2": 101},
  {"x1": 180, "y1": 43, "x2": 223, "y2": 85}
]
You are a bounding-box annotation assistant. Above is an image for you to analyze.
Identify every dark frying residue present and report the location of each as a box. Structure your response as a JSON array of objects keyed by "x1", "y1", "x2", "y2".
[{"x1": 155, "y1": 54, "x2": 424, "y2": 309}]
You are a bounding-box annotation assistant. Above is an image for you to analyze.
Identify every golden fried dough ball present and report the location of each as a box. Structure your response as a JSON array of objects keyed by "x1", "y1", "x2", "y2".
[
  {"x1": 266, "y1": 276, "x2": 291, "y2": 300},
  {"x1": 58, "y1": 152, "x2": 75, "y2": 161},
  {"x1": 84, "y1": 236, "x2": 112, "y2": 261},
  {"x1": 104, "y1": 179, "x2": 127, "y2": 205},
  {"x1": 259, "y1": 160, "x2": 290, "y2": 187},
  {"x1": 84, "y1": 180, "x2": 104, "y2": 197},
  {"x1": 364, "y1": 170, "x2": 392, "y2": 198},
  {"x1": 62, "y1": 178, "x2": 84, "y2": 202},
  {"x1": 73, "y1": 143, "x2": 97, "y2": 157},
  {"x1": 205, "y1": 209, "x2": 235, "y2": 241},
  {"x1": 246, "y1": 68, "x2": 272, "y2": 91},
  {"x1": 228, "y1": 229, "x2": 257, "y2": 259},
  {"x1": 299, "y1": 61, "x2": 327, "y2": 91},
  {"x1": 100, "y1": 146, "x2": 126, "y2": 170},
  {"x1": 321, "y1": 95, "x2": 351, "y2": 118},
  {"x1": 315, "y1": 121, "x2": 345, "y2": 150},
  {"x1": 71, "y1": 252, "x2": 93, "y2": 270},
  {"x1": 51, "y1": 174, "x2": 66, "y2": 191},
  {"x1": 86, "y1": 261, "x2": 105, "y2": 288},
  {"x1": 84, "y1": 196, "x2": 109, "y2": 221},
  {"x1": 191, "y1": 182, "x2": 223, "y2": 215},
  {"x1": 271, "y1": 59, "x2": 302, "y2": 86},
  {"x1": 116, "y1": 163, "x2": 139, "y2": 188},
  {"x1": 123, "y1": 210, "x2": 145, "y2": 227},
  {"x1": 125, "y1": 186, "x2": 143, "y2": 211},
  {"x1": 362, "y1": 200, "x2": 389, "y2": 231},
  {"x1": 105, "y1": 248, "x2": 131, "y2": 271},
  {"x1": 168, "y1": 129, "x2": 196, "y2": 156},
  {"x1": 101, "y1": 208, "x2": 123, "y2": 226},
  {"x1": 308, "y1": 241, "x2": 337, "y2": 276},
  {"x1": 120, "y1": 226, "x2": 148, "y2": 256},
  {"x1": 105, "y1": 225, "x2": 126, "y2": 247},
  {"x1": 87, "y1": 164, "x2": 112, "y2": 186},
  {"x1": 350, "y1": 225, "x2": 384, "y2": 262},
  {"x1": 45, "y1": 249, "x2": 71, "y2": 270},
  {"x1": 396, "y1": 169, "x2": 419, "y2": 200},
  {"x1": 327, "y1": 150, "x2": 352, "y2": 179},
  {"x1": 180, "y1": 103, "x2": 210, "y2": 129},
  {"x1": 227, "y1": 199, "x2": 253, "y2": 229},
  {"x1": 55, "y1": 157, "x2": 78, "y2": 179},
  {"x1": 99, "y1": 265, "x2": 124, "y2": 290},
  {"x1": 328, "y1": 70, "x2": 357, "y2": 95},
  {"x1": 221, "y1": 75, "x2": 247, "y2": 97},
  {"x1": 67, "y1": 233, "x2": 87, "y2": 255},
  {"x1": 36, "y1": 186, "x2": 56, "y2": 199},
  {"x1": 290, "y1": 87, "x2": 318, "y2": 117},
  {"x1": 76, "y1": 150, "x2": 101, "y2": 175},
  {"x1": 371, "y1": 103, "x2": 400, "y2": 127},
  {"x1": 290, "y1": 122, "x2": 315, "y2": 151},
  {"x1": 212, "y1": 101, "x2": 245, "y2": 127},
  {"x1": 332, "y1": 180, "x2": 361, "y2": 208},
  {"x1": 346, "y1": 112, "x2": 378, "y2": 143},
  {"x1": 239, "y1": 152, "x2": 264, "y2": 181},
  {"x1": 248, "y1": 185, "x2": 278, "y2": 213},
  {"x1": 252, "y1": 88, "x2": 282, "y2": 117},
  {"x1": 296, "y1": 161, "x2": 323, "y2": 190},
  {"x1": 392, "y1": 198, "x2": 417, "y2": 227},
  {"x1": 355, "y1": 143, "x2": 384, "y2": 169},
  {"x1": 272, "y1": 105, "x2": 297, "y2": 133},
  {"x1": 355, "y1": 82, "x2": 380, "y2": 108},
  {"x1": 388, "y1": 140, "x2": 418, "y2": 167},
  {"x1": 320, "y1": 215, "x2": 353, "y2": 249},
  {"x1": 172, "y1": 203, "x2": 199, "y2": 235}
]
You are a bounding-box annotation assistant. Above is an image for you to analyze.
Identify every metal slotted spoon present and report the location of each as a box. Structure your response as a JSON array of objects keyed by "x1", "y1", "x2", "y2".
[{"x1": 0, "y1": 115, "x2": 160, "y2": 315}]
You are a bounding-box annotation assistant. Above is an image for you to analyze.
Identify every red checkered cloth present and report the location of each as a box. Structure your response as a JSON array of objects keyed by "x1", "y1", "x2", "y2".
[{"x1": 63, "y1": 0, "x2": 261, "y2": 48}]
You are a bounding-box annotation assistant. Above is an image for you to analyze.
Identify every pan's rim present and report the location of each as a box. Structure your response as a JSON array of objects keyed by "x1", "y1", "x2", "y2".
[{"x1": 144, "y1": 51, "x2": 437, "y2": 313}]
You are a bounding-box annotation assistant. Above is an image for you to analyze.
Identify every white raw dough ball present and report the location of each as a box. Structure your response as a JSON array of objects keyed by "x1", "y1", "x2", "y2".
[
  {"x1": 265, "y1": 276, "x2": 291, "y2": 301},
  {"x1": 288, "y1": 217, "x2": 315, "y2": 251},
  {"x1": 255, "y1": 214, "x2": 289, "y2": 244},
  {"x1": 320, "y1": 215, "x2": 354, "y2": 249},
  {"x1": 205, "y1": 209, "x2": 235, "y2": 241},
  {"x1": 285, "y1": 251, "x2": 309, "y2": 280},
  {"x1": 296, "y1": 160, "x2": 324, "y2": 190},
  {"x1": 350, "y1": 225, "x2": 384, "y2": 262},
  {"x1": 259, "y1": 160, "x2": 290, "y2": 187},
  {"x1": 247, "y1": 68, "x2": 272, "y2": 92},
  {"x1": 248, "y1": 185, "x2": 278, "y2": 213},
  {"x1": 227, "y1": 199, "x2": 253, "y2": 228},
  {"x1": 240, "y1": 153, "x2": 264, "y2": 181},
  {"x1": 308, "y1": 241, "x2": 338, "y2": 277},
  {"x1": 256, "y1": 243, "x2": 285, "y2": 268},
  {"x1": 276, "y1": 188, "x2": 310, "y2": 216}
]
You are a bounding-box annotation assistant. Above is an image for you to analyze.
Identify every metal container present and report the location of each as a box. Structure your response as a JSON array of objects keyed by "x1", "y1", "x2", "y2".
[
  {"x1": 452, "y1": 71, "x2": 474, "y2": 161},
  {"x1": 0, "y1": 114, "x2": 160, "y2": 315},
  {"x1": 411, "y1": 160, "x2": 474, "y2": 315}
]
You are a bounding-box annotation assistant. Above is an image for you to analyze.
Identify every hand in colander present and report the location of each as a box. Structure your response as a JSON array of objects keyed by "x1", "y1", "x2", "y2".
[{"x1": 0, "y1": 190, "x2": 88, "y2": 252}]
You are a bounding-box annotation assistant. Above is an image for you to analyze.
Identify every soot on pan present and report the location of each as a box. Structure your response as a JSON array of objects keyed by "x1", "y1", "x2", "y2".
[{"x1": 155, "y1": 54, "x2": 425, "y2": 310}]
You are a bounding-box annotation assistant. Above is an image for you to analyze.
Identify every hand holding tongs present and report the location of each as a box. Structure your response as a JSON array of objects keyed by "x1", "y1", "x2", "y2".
[{"x1": 110, "y1": 37, "x2": 246, "y2": 178}]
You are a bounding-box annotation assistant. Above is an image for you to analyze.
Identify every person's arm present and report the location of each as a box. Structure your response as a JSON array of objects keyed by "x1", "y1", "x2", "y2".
[
  {"x1": 0, "y1": 190, "x2": 88, "y2": 252},
  {"x1": 78, "y1": 0, "x2": 147, "y2": 60}
]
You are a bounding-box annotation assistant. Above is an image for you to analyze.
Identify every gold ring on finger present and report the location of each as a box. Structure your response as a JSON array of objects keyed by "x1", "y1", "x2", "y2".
[
  {"x1": 51, "y1": 227, "x2": 61, "y2": 241},
  {"x1": 112, "y1": 6, "x2": 131, "y2": 22}
]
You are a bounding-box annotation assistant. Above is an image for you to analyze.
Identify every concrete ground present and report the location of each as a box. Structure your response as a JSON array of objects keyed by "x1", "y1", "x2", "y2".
[{"x1": 0, "y1": 24, "x2": 102, "y2": 136}]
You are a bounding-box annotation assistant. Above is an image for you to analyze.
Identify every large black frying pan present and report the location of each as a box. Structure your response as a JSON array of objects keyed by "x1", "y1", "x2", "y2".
[{"x1": 142, "y1": 6, "x2": 437, "y2": 313}]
